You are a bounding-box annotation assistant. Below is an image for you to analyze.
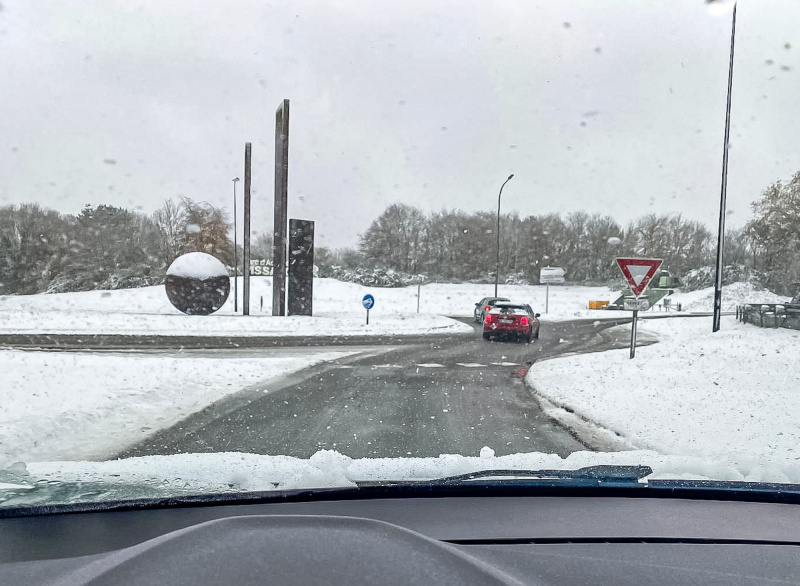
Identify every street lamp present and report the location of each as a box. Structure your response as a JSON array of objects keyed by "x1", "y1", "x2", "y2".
[
  {"x1": 495, "y1": 174, "x2": 515, "y2": 297},
  {"x1": 232, "y1": 177, "x2": 240, "y2": 313},
  {"x1": 712, "y1": 0, "x2": 737, "y2": 332}
]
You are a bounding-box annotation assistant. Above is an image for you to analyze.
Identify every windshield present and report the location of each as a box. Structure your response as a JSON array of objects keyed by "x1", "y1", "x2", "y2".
[{"x1": 2, "y1": 0, "x2": 800, "y2": 508}]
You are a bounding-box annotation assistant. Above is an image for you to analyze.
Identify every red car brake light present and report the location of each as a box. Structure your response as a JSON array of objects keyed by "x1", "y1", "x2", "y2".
[
  {"x1": 520, "y1": 317, "x2": 528, "y2": 325},
  {"x1": 484, "y1": 314, "x2": 493, "y2": 323},
  {"x1": 485, "y1": 305, "x2": 491, "y2": 312}
]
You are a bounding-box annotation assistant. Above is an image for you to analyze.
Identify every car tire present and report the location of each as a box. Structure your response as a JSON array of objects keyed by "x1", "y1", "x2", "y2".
[{"x1": 482, "y1": 332, "x2": 490, "y2": 340}]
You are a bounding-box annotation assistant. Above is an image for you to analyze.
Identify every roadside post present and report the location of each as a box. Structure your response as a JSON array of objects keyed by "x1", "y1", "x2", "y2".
[
  {"x1": 539, "y1": 267, "x2": 565, "y2": 314},
  {"x1": 416, "y1": 284, "x2": 421, "y2": 313},
  {"x1": 616, "y1": 258, "x2": 662, "y2": 359},
  {"x1": 362, "y1": 294, "x2": 375, "y2": 325}
]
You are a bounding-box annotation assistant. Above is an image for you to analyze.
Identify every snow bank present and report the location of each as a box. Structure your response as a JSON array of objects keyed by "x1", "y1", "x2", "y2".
[
  {"x1": 526, "y1": 316, "x2": 800, "y2": 482},
  {"x1": 0, "y1": 348, "x2": 357, "y2": 468},
  {"x1": 672, "y1": 282, "x2": 789, "y2": 313}
]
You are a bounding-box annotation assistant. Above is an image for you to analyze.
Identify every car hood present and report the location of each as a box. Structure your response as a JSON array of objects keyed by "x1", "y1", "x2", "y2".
[{"x1": 2, "y1": 448, "x2": 795, "y2": 510}]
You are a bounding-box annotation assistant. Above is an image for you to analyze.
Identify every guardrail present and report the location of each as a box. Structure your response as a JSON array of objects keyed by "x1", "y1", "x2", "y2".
[{"x1": 737, "y1": 303, "x2": 800, "y2": 331}]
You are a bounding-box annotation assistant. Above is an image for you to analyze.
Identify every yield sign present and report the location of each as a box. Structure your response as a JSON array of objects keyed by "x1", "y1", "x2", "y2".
[{"x1": 616, "y1": 257, "x2": 663, "y2": 297}]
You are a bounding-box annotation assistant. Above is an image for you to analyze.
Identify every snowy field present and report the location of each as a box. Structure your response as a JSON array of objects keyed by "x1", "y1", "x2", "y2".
[
  {"x1": 0, "y1": 277, "x2": 784, "y2": 336},
  {"x1": 527, "y1": 315, "x2": 800, "y2": 483}
]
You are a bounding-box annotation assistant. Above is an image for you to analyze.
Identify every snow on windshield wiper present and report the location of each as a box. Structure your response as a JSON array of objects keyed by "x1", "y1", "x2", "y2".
[{"x1": 404, "y1": 465, "x2": 653, "y2": 487}]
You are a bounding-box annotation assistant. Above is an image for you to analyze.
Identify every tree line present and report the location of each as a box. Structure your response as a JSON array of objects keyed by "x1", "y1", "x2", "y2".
[
  {"x1": 0, "y1": 197, "x2": 235, "y2": 295},
  {"x1": 2, "y1": 170, "x2": 800, "y2": 295},
  {"x1": 355, "y1": 205, "x2": 733, "y2": 286},
  {"x1": 352, "y1": 171, "x2": 800, "y2": 294}
]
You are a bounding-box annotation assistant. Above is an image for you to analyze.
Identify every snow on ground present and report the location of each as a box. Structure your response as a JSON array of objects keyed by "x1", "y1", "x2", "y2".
[
  {"x1": 0, "y1": 348, "x2": 359, "y2": 469},
  {"x1": 2, "y1": 278, "x2": 797, "y2": 495},
  {"x1": 526, "y1": 315, "x2": 800, "y2": 482},
  {"x1": 0, "y1": 278, "x2": 784, "y2": 337},
  {"x1": 0, "y1": 278, "x2": 478, "y2": 336}
]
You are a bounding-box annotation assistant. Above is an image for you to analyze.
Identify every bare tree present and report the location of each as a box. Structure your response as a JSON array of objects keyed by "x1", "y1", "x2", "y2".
[{"x1": 152, "y1": 199, "x2": 184, "y2": 267}]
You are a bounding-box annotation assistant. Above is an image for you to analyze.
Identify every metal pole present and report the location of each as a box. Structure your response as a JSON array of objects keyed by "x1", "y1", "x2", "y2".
[
  {"x1": 243, "y1": 143, "x2": 252, "y2": 316},
  {"x1": 630, "y1": 309, "x2": 639, "y2": 359},
  {"x1": 546, "y1": 282, "x2": 550, "y2": 314},
  {"x1": 417, "y1": 284, "x2": 421, "y2": 313},
  {"x1": 494, "y1": 174, "x2": 514, "y2": 297},
  {"x1": 273, "y1": 99, "x2": 290, "y2": 317},
  {"x1": 713, "y1": 2, "x2": 737, "y2": 333},
  {"x1": 232, "y1": 177, "x2": 239, "y2": 313}
]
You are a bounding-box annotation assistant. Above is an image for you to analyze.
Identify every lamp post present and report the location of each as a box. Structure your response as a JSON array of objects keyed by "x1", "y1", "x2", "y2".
[
  {"x1": 495, "y1": 174, "x2": 515, "y2": 297},
  {"x1": 232, "y1": 177, "x2": 240, "y2": 313},
  {"x1": 712, "y1": 0, "x2": 737, "y2": 332}
]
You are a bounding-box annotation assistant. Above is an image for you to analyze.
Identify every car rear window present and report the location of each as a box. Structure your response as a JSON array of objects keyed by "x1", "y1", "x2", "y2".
[{"x1": 493, "y1": 305, "x2": 528, "y2": 313}]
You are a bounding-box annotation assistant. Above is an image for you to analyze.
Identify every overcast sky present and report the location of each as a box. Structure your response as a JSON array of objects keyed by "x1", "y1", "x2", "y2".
[{"x1": 1, "y1": 0, "x2": 798, "y2": 248}]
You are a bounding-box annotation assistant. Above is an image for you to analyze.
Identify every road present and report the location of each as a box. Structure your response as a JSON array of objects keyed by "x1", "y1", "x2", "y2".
[{"x1": 118, "y1": 317, "x2": 640, "y2": 460}]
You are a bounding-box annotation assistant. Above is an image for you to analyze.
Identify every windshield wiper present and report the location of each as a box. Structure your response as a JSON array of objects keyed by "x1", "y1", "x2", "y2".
[{"x1": 363, "y1": 465, "x2": 653, "y2": 488}]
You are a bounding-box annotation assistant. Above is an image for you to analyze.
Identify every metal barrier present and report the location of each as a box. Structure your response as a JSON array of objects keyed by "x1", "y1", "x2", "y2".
[{"x1": 738, "y1": 303, "x2": 800, "y2": 331}]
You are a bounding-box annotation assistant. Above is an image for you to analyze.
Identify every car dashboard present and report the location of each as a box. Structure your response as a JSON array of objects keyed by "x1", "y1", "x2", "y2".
[{"x1": 2, "y1": 486, "x2": 800, "y2": 585}]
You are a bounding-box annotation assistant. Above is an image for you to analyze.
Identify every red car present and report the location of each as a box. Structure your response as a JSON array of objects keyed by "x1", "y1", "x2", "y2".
[{"x1": 482, "y1": 303, "x2": 540, "y2": 343}]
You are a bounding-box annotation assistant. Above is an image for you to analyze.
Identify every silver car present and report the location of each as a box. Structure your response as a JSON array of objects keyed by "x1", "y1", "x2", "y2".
[{"x1": 473, "y1": 297, "x2": 510, "y2": 323}]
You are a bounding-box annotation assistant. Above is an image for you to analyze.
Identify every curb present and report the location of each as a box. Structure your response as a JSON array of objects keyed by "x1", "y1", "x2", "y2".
[{"x1": 0, "y1": 331, "x2": 473, "y2": 351}]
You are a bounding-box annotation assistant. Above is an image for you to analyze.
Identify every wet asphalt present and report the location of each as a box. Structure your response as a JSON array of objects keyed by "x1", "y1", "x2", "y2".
[{"x1": 117, "y1": 317, "x2": 638, "y2": 460}]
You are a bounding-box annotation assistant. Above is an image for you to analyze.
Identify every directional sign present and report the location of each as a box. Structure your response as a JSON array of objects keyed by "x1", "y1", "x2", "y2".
[
  {"x1": 616, "y1": 257, "x2": 662, "y2": 297},
  {"x1": 362, "y1": 294, "x2": 375, "y2": 310},
  {"x1": 539, "y1": 266, "x2": 566, "y2": 284}
]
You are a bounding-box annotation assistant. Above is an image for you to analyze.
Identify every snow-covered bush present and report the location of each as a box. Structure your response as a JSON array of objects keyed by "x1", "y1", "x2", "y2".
[
  {"x1": 680, "y1": 265, "x2": 761, "y2": 292},
  {"x1": 44, "y1": 268, "x2": 165, "y2": 293},
  {"x1": 504, "y1": 272, "x2": 530, "y2": 286},
  {"x1": 329, "y1": 266, "x2": 427, "y2": 288}
]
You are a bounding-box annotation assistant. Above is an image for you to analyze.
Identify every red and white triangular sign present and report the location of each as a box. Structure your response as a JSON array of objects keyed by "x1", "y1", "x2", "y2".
[{"x1": 616, "y1": 257, "x2": 663, "y2": 297}]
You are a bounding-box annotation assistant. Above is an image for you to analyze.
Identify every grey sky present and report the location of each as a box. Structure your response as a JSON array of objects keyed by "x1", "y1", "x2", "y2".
[{"x1": 1, "y1": 0, "x2": 798, "y2": 249}]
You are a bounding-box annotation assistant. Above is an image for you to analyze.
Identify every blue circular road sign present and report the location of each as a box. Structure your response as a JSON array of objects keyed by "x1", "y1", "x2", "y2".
[{"x1": 362, "y1": 294, "x2": 375, "y2": 310}]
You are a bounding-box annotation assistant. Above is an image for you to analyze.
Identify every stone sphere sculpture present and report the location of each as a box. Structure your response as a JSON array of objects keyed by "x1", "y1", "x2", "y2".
[{"x1": 165, "y1": 252, "x2": 230, "y2": 315}]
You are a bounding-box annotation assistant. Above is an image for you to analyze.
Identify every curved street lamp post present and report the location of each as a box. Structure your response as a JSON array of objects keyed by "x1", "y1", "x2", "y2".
[
  {"x1": 232, "y1": 177, "x2": 240, "y2": 313},
  {"x1": 495, "y1": 174, "x2": 515, "y2": 297}
]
